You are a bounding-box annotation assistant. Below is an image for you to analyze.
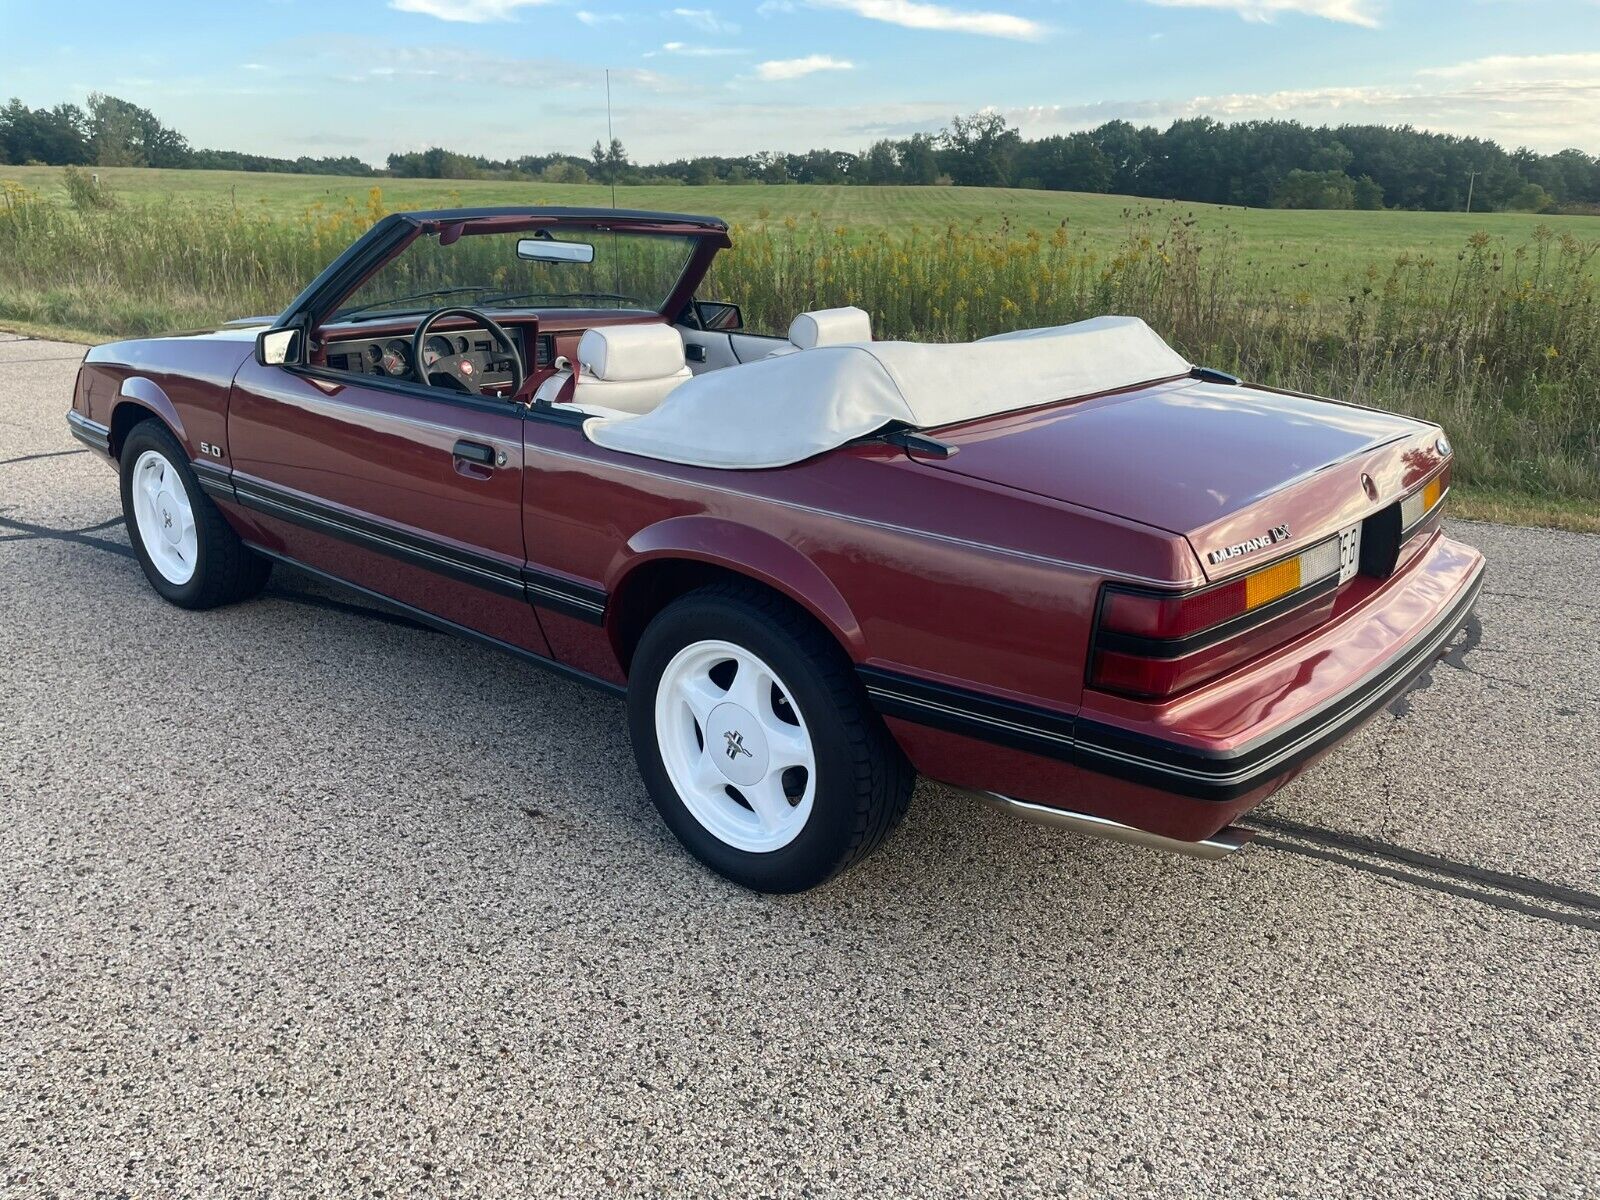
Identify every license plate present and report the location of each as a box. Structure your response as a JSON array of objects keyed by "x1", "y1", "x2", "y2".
[{"x1": 1339, "y1": 523, "x2": 1362, "y2": 583}]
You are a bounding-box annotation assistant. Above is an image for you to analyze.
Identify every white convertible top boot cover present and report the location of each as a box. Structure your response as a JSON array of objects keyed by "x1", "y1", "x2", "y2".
[{"x1": 584, "y1": 315, "x2": 1191, "y2": 470}]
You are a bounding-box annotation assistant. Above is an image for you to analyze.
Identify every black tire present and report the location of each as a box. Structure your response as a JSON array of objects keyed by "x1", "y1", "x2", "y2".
[
  {"x1": 119, "y1": 420, "x2": 271, "y2": 609},
  {"x1": 627, "y1": 581, "x2": 914, "y2": 893}
]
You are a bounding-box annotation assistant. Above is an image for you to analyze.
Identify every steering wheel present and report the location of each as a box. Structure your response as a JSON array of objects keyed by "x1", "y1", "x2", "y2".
[{"x1": 412, "y1": 307, "x2": 526, "y2": 398}]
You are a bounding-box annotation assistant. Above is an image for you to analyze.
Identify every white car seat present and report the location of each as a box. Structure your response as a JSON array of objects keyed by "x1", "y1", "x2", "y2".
[
  {"x1": 766, "y1": 306, "x2": 872, "y2": 357},
  {"x1": 533, "y1": 323, "x2": 692, "y2": 415}
]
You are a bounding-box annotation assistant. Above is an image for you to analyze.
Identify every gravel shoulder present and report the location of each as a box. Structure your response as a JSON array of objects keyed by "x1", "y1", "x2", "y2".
[{"x1": 2, "y1": 336, "x2": 1597, "y2": 1198}]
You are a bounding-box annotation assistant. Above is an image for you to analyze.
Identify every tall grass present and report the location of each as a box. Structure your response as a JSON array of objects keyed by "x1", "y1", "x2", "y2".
[{"x1": 2, "y1": 182, "x2": 1596, "y2": 502}]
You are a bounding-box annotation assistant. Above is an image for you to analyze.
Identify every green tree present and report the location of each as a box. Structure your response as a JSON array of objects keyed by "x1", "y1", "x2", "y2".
[
  {"x1": 590, "y1": 137, "x2": 630, "y2": 187},
  {"x1": 898, "y1": 133, "x2": 939, "y2": 185},
  {"x1": 1271, "y1": 168, "x2": 1356, "y2": 209},
  {"x1": 1352, "y1": 174, "x2": 1385, "y2": 209},
  {"x1": 940, "y1": 111, "x2": 1019, "y2": 187},
  {"x1": 1021, "y1": 133, "x2": 1110, "y2": 192},
  {"x1": 864, "y1": 139, "x2": 900, "y2": 185},
  {"x1": 1507, "y1": 181, "x2": 1552, "y2": 212},
  {"x1": 86, "y1": 93, "x2": 188, "y2": 168}
]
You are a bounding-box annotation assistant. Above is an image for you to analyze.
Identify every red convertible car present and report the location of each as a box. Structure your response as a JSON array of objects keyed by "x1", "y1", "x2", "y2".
[{"x1": 67, "y1": 206, "x2": 1484, "y2": 892}]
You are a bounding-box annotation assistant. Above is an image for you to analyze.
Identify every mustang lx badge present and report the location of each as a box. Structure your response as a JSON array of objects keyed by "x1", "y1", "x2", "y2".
[
  {"x1": 723, "y1": 730, "x2": 754, "y2": 761},
  {"x1": 1208, "y1": 524, "x2": 1290, "y2": 565}
]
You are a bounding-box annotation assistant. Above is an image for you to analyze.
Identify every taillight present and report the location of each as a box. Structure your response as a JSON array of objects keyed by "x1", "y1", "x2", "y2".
[
  {"x1": 1400, "y1": 462, "x2": 1450, "y2": 535},
  {"x1": 1091, "y1": 535, "x2": 1344, "y2": 699}
]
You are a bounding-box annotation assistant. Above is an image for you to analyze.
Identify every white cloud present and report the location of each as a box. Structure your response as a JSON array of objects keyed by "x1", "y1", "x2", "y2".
[
  {"x1": 1006, "y1": 53, "x2": 1600, "y2": 153},
  {"x1": 389, "y1": 0, "x2": 553, "y2": 21},
  {"x1": 1417, "y1": 51, "x2": 1600, "y2": 81},
  {"x1": 671, "y1": 7, "x2": 740, "y2": 33},
  {"x1": 808, "y1": 0, "x2": 1043, "y2": 40},
  {"x1": 754, "y1": 54, "x2": 855, "y2": 80},
  {"x1": 656, "y1": 41, "x2": 747, "y2": 55},
  {"x1": 332, "y1": 44, "x2": 680, "y2": 94},
  {"x1": 575, "y1": 9, "x2": 623, "y2": 23},
  {"x1": 1141, "y1": 0, "x2": 1381, "y2": 28}
]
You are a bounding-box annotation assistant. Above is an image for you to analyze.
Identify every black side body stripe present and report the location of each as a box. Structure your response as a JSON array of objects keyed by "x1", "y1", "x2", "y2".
[
  {"x1": 523, "y1": 568, "x2": 608, "y2": 625},
  {"x1": 226, "y1": 475, "x2": 609, "y2": 621},
  {"x1": 233, "y1": 477, "x2": 527, "y2": 599},
  {"x1": 190, "y1": 459, "x2": 234, "y2": 500}
]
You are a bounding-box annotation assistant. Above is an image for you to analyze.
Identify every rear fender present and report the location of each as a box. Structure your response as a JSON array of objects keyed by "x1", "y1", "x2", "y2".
[{"x1": 608, "y1": 515, "x2": 864, "y2": 658}]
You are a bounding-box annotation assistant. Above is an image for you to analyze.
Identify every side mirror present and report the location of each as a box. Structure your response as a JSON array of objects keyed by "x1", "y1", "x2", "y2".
[
  {"x1": 695, "y1": 300, "x2": 744, "y2": 332},
  {"x1": 517, "y1": 237, "x2": 596, "y2": 264},
  {"x1": 256, "y1": 326, "x2": 301, "y2": 366}
]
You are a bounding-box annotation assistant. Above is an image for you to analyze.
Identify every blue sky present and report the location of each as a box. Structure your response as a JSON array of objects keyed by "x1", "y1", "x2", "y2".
[{"x1": 2, "y1": 0, "x2": 1597, "y2": 163}]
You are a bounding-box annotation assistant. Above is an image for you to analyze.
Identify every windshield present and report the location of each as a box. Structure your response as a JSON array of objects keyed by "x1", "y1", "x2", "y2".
[{"x1": 331, "y1": 226, "x2": 699, "y2": 321}]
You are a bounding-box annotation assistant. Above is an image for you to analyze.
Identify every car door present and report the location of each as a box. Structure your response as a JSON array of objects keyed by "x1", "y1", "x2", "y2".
[{"x1": 225, "y1": 352, "x2": 552, "y2": 658}]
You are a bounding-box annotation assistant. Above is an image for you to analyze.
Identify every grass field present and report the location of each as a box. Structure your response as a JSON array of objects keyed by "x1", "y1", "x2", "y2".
[
  {"x1": 6, "y1": 164, "x2": 1599, "y2": 297},
  {"x1": 1, "y1": 165, "x2": 1596, "y2": 528}
]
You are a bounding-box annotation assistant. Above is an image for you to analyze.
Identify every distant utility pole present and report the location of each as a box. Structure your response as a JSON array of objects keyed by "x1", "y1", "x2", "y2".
[{"x1": 1465, "y1": 169, "x2": 1478, "y2": 214}]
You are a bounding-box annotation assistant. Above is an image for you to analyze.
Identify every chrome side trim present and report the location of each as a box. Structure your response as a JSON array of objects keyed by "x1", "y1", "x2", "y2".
[{"x1": 964, "y1": 789, "x2": 1253, "y2": 860}]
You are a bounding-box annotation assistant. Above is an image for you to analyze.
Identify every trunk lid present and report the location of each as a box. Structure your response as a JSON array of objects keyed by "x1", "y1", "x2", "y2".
[{"x1": 917, "y1": 377, "x2": 1444, "y2": 581}]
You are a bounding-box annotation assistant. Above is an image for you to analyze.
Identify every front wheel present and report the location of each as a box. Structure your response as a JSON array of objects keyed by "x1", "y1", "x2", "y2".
[
  {"x1": 627, "y1": 582, "x2": 913, "y2": 892},
  {"x1": 119, "y1": 420, "x2": 271, "y2": 609}
]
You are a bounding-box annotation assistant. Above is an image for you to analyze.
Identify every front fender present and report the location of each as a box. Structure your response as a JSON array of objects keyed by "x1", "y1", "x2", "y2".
[
  {"x1": 114, "y1": 376, "x2": 190, "y2": 453},
  {"x1": 609, "y1": 515, "x2": 865, "y2": 657}
]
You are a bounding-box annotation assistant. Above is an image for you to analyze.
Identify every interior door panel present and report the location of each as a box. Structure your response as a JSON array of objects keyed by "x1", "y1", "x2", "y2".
[{"x1": 678, "y1": 328, "x2": 788, "y2": 375}]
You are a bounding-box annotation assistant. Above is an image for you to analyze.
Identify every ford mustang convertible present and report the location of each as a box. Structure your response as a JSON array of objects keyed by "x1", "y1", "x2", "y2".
[{"x1": 67, "y1": 206, "x2": 1484, "y2": 892}]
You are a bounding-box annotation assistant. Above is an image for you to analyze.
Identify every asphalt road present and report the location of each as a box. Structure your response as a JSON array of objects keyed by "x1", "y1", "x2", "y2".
[{"x1": 2, "y1": 334, "x2": 1597, "y2": 1198}]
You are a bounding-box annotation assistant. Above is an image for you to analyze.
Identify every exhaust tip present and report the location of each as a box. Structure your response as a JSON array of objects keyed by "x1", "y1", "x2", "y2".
[{"x1": 967, "y1": 789, "x2": 1254, "y2": 860}]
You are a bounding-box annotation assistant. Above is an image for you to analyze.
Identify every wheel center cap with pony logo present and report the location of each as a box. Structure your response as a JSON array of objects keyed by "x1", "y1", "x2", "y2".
[{"x1": 708, "y1": 702, "x2": 768, "y2": 786}]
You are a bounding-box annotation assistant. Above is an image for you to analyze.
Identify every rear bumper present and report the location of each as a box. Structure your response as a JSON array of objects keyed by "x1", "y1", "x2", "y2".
[
  {"x1": 1070, "y1": 549, "x2": 1483, "y2": 802},
  {"x1": 865, "y1": 532, "x2": 1484, "y2": 841}
]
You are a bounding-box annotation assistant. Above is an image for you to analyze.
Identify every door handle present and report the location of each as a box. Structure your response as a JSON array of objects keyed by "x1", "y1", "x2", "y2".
[{"x1": 452, "y1": 439, "x2": 495, "y2": 466}]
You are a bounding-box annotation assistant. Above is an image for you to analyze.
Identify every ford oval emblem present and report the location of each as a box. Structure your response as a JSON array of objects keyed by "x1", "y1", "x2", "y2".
[
  {"x1": 1436, "y1": 436, "x2": 1451, "y2": 456},
  {"x1": 1361, "y1": 473, "x2": 1378, "y2": 501}
]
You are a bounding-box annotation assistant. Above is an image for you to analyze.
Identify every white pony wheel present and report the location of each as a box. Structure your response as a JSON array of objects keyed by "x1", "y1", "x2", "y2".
[
  {"x1": 129, "y1": 448, "x2": 198, "y2": 585},
  {"x1": 653, "y1": 639, "x2": 817, "y2": 853}
]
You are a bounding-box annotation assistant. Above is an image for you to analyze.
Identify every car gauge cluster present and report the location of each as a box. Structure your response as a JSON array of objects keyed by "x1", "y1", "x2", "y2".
[{"x1": 322, "y1": 328, "x2": 527, "y2": 387}]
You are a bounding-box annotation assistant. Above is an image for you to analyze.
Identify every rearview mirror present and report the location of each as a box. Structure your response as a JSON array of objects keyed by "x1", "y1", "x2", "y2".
[
  {"x1": 517, "y1": 238, "x2": 595, "y2": 264},
  {"x1": 256, "y1": 326, "x2": 300, "y2": 366}
]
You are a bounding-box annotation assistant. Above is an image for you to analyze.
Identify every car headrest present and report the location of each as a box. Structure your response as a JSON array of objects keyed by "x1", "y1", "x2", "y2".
[
  {"x1": 577, "y1": 323, "x2": 686, "y2": 382},
  {"x1": 788, "y1": 306, "x2": 871, "y2": 350}
]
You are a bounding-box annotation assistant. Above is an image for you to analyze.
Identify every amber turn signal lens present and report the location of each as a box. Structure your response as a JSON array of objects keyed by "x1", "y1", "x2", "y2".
[
  {"x1": 1399, "y1": 466, "x2": 1450, "y2": 532},
  {"x1": 1244, "y1": 557, "x2": 1301, "y2": 609}
]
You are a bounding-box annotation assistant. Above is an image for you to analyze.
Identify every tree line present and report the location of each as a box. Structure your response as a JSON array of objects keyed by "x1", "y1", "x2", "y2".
[{"x1": 4, "y1": 94, "x2": 1598, "y2": 213}]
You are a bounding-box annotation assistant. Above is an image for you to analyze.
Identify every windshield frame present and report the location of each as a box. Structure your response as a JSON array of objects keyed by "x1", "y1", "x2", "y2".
[
  {"x1": 329, "y1": 225, "x2": 700, "y2": 323},
  {"x1": 305, "y1": 210, "x2": 730, "y2": 332}
]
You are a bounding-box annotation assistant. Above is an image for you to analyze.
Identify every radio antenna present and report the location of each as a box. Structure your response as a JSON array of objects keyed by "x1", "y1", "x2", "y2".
[{"x1": 605, "y1": 68, "x2": 617, "y2": 210}]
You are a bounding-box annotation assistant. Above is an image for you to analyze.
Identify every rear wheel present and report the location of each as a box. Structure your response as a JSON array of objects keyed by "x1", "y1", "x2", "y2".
[
  {"x1": 627, "y1": 582, "x2": 913, "y2": 892},
  {"x1": 119, "y1": 420, "x2": 270, "y2": 609}
]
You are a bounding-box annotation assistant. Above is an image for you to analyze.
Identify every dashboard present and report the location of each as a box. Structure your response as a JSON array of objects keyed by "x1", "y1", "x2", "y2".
[{"x1": 323, "y1": 327, "x2": 554, "y2": 393}]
